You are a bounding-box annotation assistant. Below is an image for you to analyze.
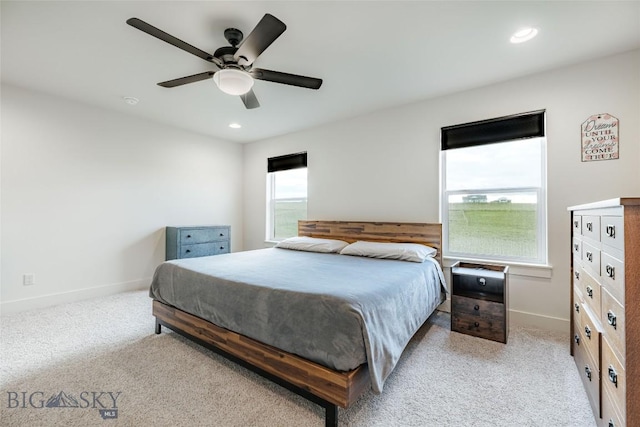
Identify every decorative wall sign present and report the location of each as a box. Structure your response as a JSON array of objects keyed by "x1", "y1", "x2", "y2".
[{"x1": 581, "y1": 113, "x2": 619, "y2": 161}]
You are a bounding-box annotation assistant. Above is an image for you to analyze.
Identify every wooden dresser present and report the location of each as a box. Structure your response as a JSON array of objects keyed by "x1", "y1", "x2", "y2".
[
  {"x1": 166, "y1": 226, "x2": 230, "y2": 260},
  {"x1": 569, "y1": 198, "x2": 640, "y2": 427}
]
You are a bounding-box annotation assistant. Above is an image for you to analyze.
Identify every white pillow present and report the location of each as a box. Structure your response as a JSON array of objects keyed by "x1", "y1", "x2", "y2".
[
  {"x1": 275, "y1": 236, "x2": 349, "y2": 253},
  {"x1": 340, "y1": 241, "x2": 437, "y2": 263}
]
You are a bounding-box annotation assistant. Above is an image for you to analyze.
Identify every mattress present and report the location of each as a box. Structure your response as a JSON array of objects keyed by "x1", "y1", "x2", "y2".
[{"x1": 149, "y1": 247, "x2": 447, "y2": 393}]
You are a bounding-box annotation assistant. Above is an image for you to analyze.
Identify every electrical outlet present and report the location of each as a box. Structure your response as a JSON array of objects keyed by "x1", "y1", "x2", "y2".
[{"x1": 23, "y1": 273, "x2": 35, "y2": 286}]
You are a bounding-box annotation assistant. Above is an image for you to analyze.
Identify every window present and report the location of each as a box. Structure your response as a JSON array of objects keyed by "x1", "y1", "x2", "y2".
[
  {"x1": 441, "y1": 111, "x2": 547, "y2": 264},
  {"x1": 267, "y1": 152, "x2": 307, "y2": 241}
]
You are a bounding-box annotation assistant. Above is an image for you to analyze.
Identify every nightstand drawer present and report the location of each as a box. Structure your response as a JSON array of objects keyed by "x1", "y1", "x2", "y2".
[
  {"x1": 451, "y1": 295, "x2": 505, "y2": 342},
  {"x1": 452, "y1": 269, "x2": 504, "y2": 302},
  {"x1": 179, "y1": 227, "x2": 229, "y2": 244}
]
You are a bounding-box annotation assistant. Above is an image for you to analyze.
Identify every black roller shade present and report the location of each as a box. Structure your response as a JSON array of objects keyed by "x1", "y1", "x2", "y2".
[
  {"x1": 441, "y1": 110, "x2": 545, "y2": 150},
  {"x1": 267, "y1": 152, "x2": 307, "y2": 173}
]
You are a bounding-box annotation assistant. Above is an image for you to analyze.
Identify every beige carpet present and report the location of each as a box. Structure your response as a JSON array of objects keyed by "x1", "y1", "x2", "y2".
[{"x1": 1, "y1": 290, "x2": 596, "y2": 426}]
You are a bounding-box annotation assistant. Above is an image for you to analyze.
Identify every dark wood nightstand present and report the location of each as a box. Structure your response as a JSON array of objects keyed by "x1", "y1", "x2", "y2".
[{"x1": 451, "y1": 262, "x2": 509, "y2": 343}]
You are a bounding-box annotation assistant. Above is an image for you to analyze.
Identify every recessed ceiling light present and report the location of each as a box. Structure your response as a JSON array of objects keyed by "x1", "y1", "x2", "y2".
[
  {"x1": 123, "y1": 96, "x2": 139, "y2": 105},
  {"x1": 229, "y1": 123, "x2": 242, "y2": 129},
  {"x1": 510, "y1": 27, "x2": 538, "y2": 44}
]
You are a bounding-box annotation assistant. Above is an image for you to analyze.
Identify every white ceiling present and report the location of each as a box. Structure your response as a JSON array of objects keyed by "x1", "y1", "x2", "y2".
[{"x1": 2, "y1": 1, "x2": 639, "y2": 143}]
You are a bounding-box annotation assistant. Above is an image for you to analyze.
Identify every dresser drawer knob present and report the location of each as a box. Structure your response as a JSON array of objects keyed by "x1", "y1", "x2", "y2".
[
  {"x1": 574, "y1": 303, "x2": 580, "y2": 313},
  {"x1": 586, "y1": 286, "x2": 593, "y2": 298},
  {"x1": 220, "y1": 233, "x2": 224, "y2": 237},
  {"x1": 574, "y1": 334, "x2": 580, "y2": 345},
  {"x1": 574, "y1": 271, "x2": 580, "y2": 280},
  {"x1": 585, "y1": 251, "x2": 593, "y2": 262},
  {"x1": 607, "y1": 311, "x2": 617, "y2": 329},
  {"x1": 609, "y1": 420, "x2": 615, "y2": 427},
  {"x1": 186, "y1": 234, "x2": 192, "y2": 238},
  {"x1": 574, "y1": 220, "x2": 579, "y2": 228},
  {"x1": 478, "y1": 277, "x2": 486, "y2": 286},
  {"x1": 608, "y1": 366, "x2": 618, "y2": 387},
  {"x1": 474, "y1": 322, "x2": 480, "y2": 327},
  {"x1": 605, "y1": 225, "x2": 616, "y2": 238},
  {"x1": 185, "y1": 249, "x2": 191, "y2": 253},
  {"x1": 220, "y1": 246, "x2": 225, "y2": 250},
  {"x1": 586, "y1": 222, "x2": 593, "y2": 232},
  {"x1": 473, "y1": 304, "x2": 480, "y2": 311},
  {"x1": 605, "y1": 264, "x2": 615, "y2": 279},
  {"x1": 584, "y1": 326, "x2": 591, "y2": 339},
  {"x1": 573, "y1": 243, "x2": 579, "y2": 252},
  {"x1": 584, "y1": 366, "x2": 592, "y2": 381}
]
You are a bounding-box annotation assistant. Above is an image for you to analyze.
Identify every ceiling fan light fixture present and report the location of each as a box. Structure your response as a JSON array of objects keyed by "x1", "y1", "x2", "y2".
[{"x1": 213, "y1": 69, "x2": 254, "y2": 95}]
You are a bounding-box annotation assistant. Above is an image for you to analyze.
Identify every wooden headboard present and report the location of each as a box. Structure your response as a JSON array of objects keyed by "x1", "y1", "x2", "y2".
[{"x1": 298, "y1": 220, "x2": 443, "y2": 267}]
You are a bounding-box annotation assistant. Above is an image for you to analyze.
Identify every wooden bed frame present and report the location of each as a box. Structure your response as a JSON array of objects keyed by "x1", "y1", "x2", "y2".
[{"x1": 153, "y1": 220, "x2": 444, "y2": 427}]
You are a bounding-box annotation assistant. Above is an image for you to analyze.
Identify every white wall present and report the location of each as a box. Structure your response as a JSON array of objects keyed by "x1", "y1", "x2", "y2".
[
  {"x1": 1, "y1": 84, "x2": 243, "y2": 313},
  {"x1": 243, "y1": 49, "x2": 640, "y2": 331}
]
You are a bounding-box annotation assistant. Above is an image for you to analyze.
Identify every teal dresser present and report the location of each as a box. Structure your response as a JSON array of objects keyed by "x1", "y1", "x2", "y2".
[{"x1": 165, "y1": 226, "x2": 230, "y2": 260}]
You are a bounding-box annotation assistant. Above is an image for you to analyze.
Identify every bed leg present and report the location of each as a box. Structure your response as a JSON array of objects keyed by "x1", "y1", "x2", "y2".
[
  {"x1": 325, "y1": 403, "x2": 338, "y2": 427},
  {"x1": 155, "y1": 319, "x2": 161, "y2": 334}
]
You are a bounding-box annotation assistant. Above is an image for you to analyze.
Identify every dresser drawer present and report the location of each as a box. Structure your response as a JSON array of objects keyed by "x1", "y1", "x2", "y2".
[
  {"x1": 582, "y1": 241, "x2": 601, "y2": 276},
  {"x1": 574, "y1": 329, "x2": 601, "y2": 419},
  {"x1": 179, "y1": 227, "x2": 229, "y2": 244},
  {"x1": 601, "y1": 252, "x2": 625, "y2": 303},
  {"x1": 601, "y1": 288, "x2": 626, "y2": 362},
  {"x1": 601, "y1": 215, "x2": 624, "y2": 252},
  {"x1": 603, "y1": 386, "x2": 625, "y2": 427},
  {"x1": 580, "y1": 270, "x2": 602, "y2": 320},
  {"x1": 573, "y1": 264, "x2": 583, "y2": 292},
  {"x1": 180, "y1": 242, "x2": 229, "y2": 258},
  {"x1": 572, "y1": 237, "x2": 582, "y2": 263},
  {"x1": 573, "y1": 215, "x2": 582, "y2": 235},
  {"x1": 579, "y1": 305, "x2": 602, "y2": 368},
  {"x1": 451, "y1": 296, "x2": 505, "y2": 343},
  {"x1": 582, "y1": 215, "x2": 601, "y2": 241},
  {"x1": 602, "y1": 337, "x2": 626, "y2": 421}
]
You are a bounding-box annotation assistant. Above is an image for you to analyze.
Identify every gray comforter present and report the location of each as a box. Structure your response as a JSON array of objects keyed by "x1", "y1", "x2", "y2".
[{"x1": 149, "y1": 248, "x2": 447, "y2": 393}]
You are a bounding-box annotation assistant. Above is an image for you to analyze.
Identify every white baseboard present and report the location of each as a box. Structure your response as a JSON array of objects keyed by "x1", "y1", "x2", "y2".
[
  {"x1": 509, "y1": 309, "x2": 569, "y2": 333},
  {"x1": 0, "y1": 278, "x2": 150, "y2": 315},
  {"x1": 437, "y1": 301, "x2": 569, "y2": 333}
]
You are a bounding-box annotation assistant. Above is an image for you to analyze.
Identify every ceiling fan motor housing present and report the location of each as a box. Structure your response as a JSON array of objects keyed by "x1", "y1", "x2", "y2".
[{"x1": 224, "y1": 28, "x2": 243, "y2": 46}]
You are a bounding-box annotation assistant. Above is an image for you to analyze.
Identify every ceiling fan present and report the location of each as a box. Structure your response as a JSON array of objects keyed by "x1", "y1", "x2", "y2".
[{"x1": 126, "y1": 14, "x2": 323, "y2": 109}]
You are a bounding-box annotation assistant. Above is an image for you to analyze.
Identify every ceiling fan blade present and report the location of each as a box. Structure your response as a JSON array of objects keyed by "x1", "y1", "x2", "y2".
[
  {"x1": 234, "y1": 14, "x2": 286, "y2": 66},
  {"x1": 127, "y1": 18, "x2": 218, "y2": 64},
  {"x1": 250, "y1": 68, "x2": 322, "y2": 90},
  {"x1": 240, "y1": 89, "x2": 260, "y2": 109},
  {"x1": 158, "y1": 71, "x2": 216, "y2": 88}
]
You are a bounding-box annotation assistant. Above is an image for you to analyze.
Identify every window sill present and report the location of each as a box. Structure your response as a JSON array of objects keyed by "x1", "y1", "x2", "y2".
[{"x1": 442, "y1": 256, "x2": 553, "y2": 279}]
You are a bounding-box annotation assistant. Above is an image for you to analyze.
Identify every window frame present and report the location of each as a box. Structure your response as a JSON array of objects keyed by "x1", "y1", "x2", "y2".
[
  {"x1": 266, "y1": 164, "x2": 308, "y2": 242},
  {"x1": 440, "y1": 132, "x2": 548, "y2": 265}
]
